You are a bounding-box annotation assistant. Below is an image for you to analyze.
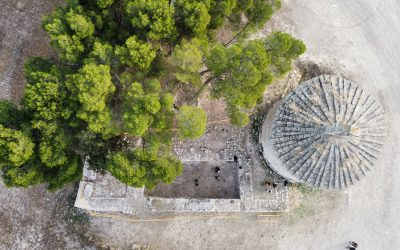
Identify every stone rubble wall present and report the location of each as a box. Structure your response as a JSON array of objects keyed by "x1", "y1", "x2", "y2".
[
  {"x1": 75, "y1": 166, "x2": 288, "y2": 214},
  {"x1": 75, "y1": 129, "x2": 289, "y2": 214}
]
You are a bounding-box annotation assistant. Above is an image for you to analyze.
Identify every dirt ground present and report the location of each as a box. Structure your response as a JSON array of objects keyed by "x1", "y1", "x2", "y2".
[
  {"x1": 144, "y1": 161, "x2": 240, "y2": 199},
  {"x1": 0, "y1": 181, "x2": 99, "y2": 249},
  {"x1": 0, "y1": 0, "x2": 63, "y2": 102},
  {"x1": 1, "y1": 0, "x2": 400, "y2": 249}
]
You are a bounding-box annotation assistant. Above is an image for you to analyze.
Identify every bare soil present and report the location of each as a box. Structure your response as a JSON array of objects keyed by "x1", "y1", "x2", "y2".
[
  {"x1": 0, "y1": 182, "x2": 96, "y2": 249},
  {"x1": 0, "y1": 0, "x2": 61, "y2": 102},
  {"x1": 144, "y1": 161, "x2": 240, "y2": 199}
]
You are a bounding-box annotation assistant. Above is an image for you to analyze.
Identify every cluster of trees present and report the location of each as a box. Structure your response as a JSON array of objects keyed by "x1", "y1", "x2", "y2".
[
  {"x1": 0, "y1": 0, "x2": 304, "y2": 190},
  {"x1": 206, "y1": 33, "x2": 305, "y2": 126}
]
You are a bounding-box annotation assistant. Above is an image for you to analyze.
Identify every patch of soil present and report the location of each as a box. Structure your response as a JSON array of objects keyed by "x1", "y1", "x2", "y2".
[
  {"x1": 144, "y1": 161, "x2": 240, "y2": 199},
  {"x1": 0, "y1": 182, "x2": 98, "y2": 249},
  {"x1": 0, "y1": 0, "x2": 61, "y2": 103},
  {"x1": 295, "y1": 60, "x2": 335, "y2": 81}
]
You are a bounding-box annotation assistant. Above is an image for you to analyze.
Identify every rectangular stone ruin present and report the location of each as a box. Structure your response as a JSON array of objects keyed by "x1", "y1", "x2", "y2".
[{"x1": 75, "y1": 125, "x2": 289, "y2": 214}]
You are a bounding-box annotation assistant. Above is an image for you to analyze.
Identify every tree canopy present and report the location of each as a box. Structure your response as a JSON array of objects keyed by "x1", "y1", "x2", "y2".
[
  {"x1": 0, "y1": 101, "x2": 19, "y2": 128},
  {"x1": 125, "y1": 0, "x2": 177, "y2": 41},
  {"x1": 0, "y1": 0, "x2": 305, "y2": 190},
  {"x1": 115, "y1": 36, "x2": 156, "y2": 69},
  {"x1": 177, "y1": 105, "x2": 207, "y2": 139},
  {"x1": 172, "y1": 38, "x2": 206, "y2": 85},
  {"x1": 66, "y1": 63, "x2": 115, "y2": 134},
  {"x1": 0, "y1": 125, "x2": 34, "y2": 168},
  {"x1": 205, "y1": 33, "x2": 305, "y2": 126}
]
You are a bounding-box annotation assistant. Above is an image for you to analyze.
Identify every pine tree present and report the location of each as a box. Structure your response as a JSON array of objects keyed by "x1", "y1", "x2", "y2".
[{"x1": 1, "y1": 0, "x2": 305, "y2": 190}]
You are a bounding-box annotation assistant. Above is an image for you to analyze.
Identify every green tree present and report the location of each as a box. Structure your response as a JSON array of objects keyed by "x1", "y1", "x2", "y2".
[
  {"x1": 39, "y1": 132, "x2": 69, "y2": 168},
  {"x1": 23, "y1": 72, "x2": 60, "y2": 121},
  {"x1": 78, "y1": 131, "x2": 108, "y2": 171},
  {"x1": 175, "y1": 0, "x2": 211, "y2": 38},
  {"x1": 115, "y1": 36, "x2": 156, "y2": 69},
  {"x1": 176, "y1": 105, "x2": 207, "y2": 139},
  {"x1": 124, "y1": 113, "x2": 152, "y2": 136},
  {"x1": 23, "y1": 72, "x2": 66, "y2": 134},
  {"x1": 24, "y1": 57, "x2": 53, "y2": 82},
  {"x1": 206, "y1": 40, "x2": 272, "y2": 119},
  {"x1": 107, "y1": 149, "x2": 183, "y2": 188},
  {"x1": 96, "y1": 0, "x2": 114, "y2": 8},
  {"x1": 1, "y1": 0, "x2": 305, "y2": 190},
  {"x1": 265, "y1": 31, "x2": 306, "y2": 76},
  {"x1": 0, "y1": 101, "x2": 19, "y2": 128},
  {"x1": 65, "y1": 10, "x2": 95, "y2": 39},
  {"x1": 0, "y1": 125, "x2": 34, "y2": 168},
  {"x1": 43, "y1": 5, "x2": 95, "y2": 62},
  {"x1": 2, "y1": 163, "x2": 43, "y2": 188},
  {"x1": 227, "y1": 0, "x2": 281, "y2": 45},
  {"x1": 85, "y1": 41, "x2": 114, "y2": 65},
  {"x1": 107, "y1": 151, "x2": 146, "y2": 187},
  {"x1": 66, "y1": 63, "x2": 115, "y2": 133},
  {"x1": 204, "y1": 44, "x2": 227, "y2": 75},
  {"x1": 172, "y1": 39, "x2": 205, "y2": 85},
  {"x1": 45, "y1": 156, "x2": 82, "y2": 191},
  {"x1": 206, "y1": 34, "x2": 304, "y2": 125},
  {"x1": 159, "y1": 93, "x2": 174, "y2": 110},
  {"x1": 208, "y1": 0, "x2": 237, "y2": 29},
  {"x1": 122, "y1": 80, "x2": 166, "y2": 136},
  {"x1": 245, "y1": 0, "x2": 281, "y2": 29},
  {"x1": 52, "y1": 35, "x2": 85, "y2": 62},
  {"x1": 125, "y1": 0, "x2": 176, "y2": 41},
  {"x1": 148, "y1": 154, "x2": 183, "y2": 186},
  {"x1": 229, "y1": 108, "x2": 250, "y2": 127}
]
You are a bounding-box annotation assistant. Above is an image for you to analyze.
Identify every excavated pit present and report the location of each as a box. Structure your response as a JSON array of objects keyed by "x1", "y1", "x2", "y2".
[{"x1": 144, "y1": 161, "x2": 240, "y2": 199}]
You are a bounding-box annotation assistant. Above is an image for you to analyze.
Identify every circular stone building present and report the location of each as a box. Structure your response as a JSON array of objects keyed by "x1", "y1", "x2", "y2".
[{"x1": 260, "y1": 75, "x2": 385, "y2": 189}]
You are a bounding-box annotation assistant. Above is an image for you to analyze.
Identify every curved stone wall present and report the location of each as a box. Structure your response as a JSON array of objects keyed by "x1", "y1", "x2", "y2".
[{"x1": 260, "y1": 75, "x2": 386, "y2": 189}]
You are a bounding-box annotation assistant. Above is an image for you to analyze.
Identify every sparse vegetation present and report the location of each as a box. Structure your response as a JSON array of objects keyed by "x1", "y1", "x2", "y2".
[{"x1": 293, "y1": 183, "x2": 318, "y2": 194}]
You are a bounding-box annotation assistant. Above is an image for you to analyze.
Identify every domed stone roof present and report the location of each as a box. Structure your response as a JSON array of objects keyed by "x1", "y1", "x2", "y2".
[{"x1": 260, "y1": 75, "x2": 386, "y2": 189}]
